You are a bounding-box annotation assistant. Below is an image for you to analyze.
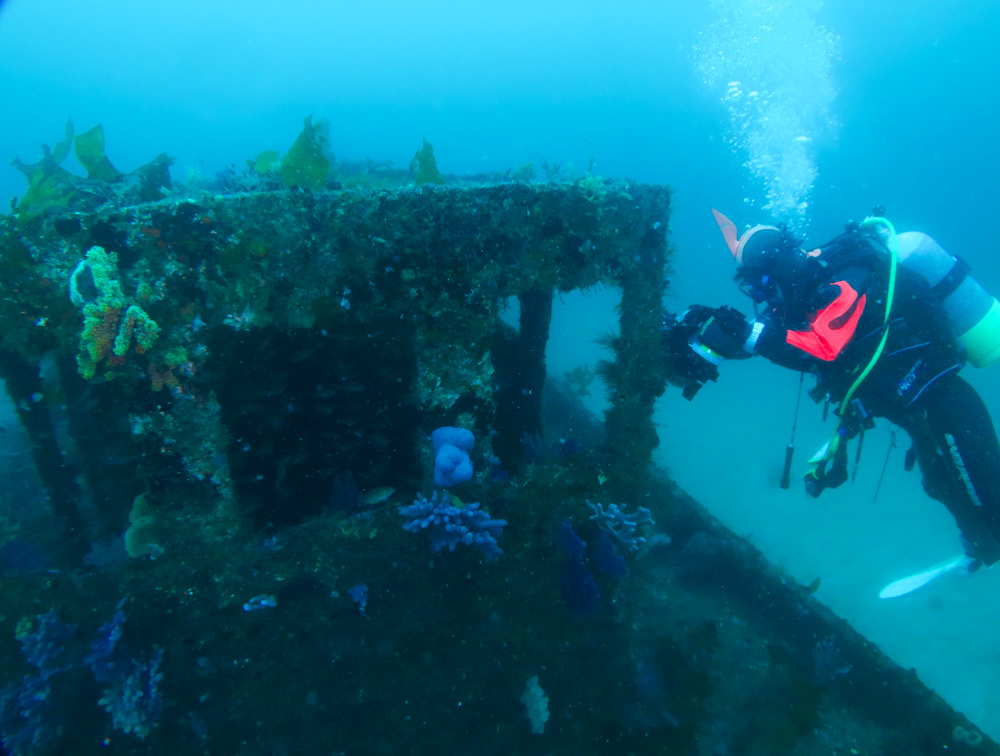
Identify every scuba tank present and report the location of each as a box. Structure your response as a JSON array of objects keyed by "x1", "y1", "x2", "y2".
[{"x1": 895, "y1": 231, "x2": 1000, "y2": 367}]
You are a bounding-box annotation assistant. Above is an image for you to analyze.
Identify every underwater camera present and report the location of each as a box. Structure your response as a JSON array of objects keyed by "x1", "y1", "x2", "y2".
[
  {"x1": 662, "y1": 304, "x2": 752, "y2": 400},
  {"x1": 662, "y1": 306, "x2": 724, "y2": 400}
]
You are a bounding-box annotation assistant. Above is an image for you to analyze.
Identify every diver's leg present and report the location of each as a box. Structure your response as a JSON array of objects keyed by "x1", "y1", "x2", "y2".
[{"x1": 917, "y1": 374, "x2": 1000, "y2": 565}]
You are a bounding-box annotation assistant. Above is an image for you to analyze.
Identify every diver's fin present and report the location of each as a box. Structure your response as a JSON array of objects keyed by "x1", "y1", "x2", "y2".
[
  {"x1": 711, "y1": 208, "x2": 740, "y2": 259},
  {"x1": 878, "y1": 554, "x2": 975, "y2": 599}
]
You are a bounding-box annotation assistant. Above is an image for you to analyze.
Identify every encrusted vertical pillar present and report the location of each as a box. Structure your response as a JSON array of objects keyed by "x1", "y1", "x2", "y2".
[
  {"x1": 0, "y1": 349, "x2": 87, "y2": 563},
  {"x1": 517, "y1": 289, "x2": 553, "y2": 438},
  {"x1": 414, "y1": 315, "x2": 497, "y2": 483},
  {"x1": 604, "y1": 204, "x2": 670, "y2": 495},
  {"x1": 488, "y1": 289, "x2": 553, "y2": 471}
]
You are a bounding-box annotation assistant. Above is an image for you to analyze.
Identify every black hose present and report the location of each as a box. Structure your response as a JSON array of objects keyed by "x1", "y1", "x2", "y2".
[{"x1": 780, "y1": 372, "x2": 805, "y2": 490}]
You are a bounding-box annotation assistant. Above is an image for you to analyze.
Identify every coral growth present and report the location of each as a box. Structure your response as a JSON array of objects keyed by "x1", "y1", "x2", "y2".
[
  {"x1": 0, "y1": 611, "x2": 77, "y2": 753},
  {"x1": 123, "y1": 492, "x2": 163, "y2": 559},
  {"x1": 586, "y1": 500, "x2": 654, "y2": 552},
  {"x1": 85, "y1": 603, "x2": 164, "y2": 740},
  {"x1": 399, "y1": 491, "x2": 506, "y2": 559},
  {"x1": 68, "y1": 246, "x2": 160, "y2": 379}
]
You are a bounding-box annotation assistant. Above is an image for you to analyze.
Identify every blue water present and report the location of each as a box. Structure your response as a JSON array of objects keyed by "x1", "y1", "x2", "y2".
[{"x1": 2, "y1": 0, "x2": 999, "y2": 742}]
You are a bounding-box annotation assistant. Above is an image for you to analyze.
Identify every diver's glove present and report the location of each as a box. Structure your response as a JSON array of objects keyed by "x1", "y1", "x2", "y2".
[
  {"x1": 804, "y1": 436, "x2": 849, "y2": 497},
  {"x1": 804, "y1": 400, "x2": 873, "y2": 497}
]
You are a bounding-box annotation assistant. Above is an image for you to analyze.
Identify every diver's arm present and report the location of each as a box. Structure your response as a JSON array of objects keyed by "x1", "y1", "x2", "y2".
[
  {"x1": 748, "y1": 314, "x2": 818, "y2": 370},
  {"x1": 785, "y1": 280, "x2": 867, "y2": 361},
  {"x1": 750, "y1": 266, "x2": 870, "y2": 369}
]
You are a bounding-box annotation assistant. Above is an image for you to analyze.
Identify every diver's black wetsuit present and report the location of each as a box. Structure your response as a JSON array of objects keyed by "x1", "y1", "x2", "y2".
[
  {"x1": 894, "y1": 372, "x2": 1000, "y2": 565},
  {"x1": 747, "y1": 230, "x2": 1000, "y2": 566}
]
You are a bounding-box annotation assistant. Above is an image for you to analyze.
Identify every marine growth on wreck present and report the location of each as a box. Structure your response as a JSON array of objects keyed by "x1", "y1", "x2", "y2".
[{"x1": 0, "y1": 121, "x2": 990, "y2": 755}]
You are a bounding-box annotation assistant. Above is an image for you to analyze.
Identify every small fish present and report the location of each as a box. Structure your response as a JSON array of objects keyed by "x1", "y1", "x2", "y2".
[{"x1": 361, "y1": 486, "x2": 396, "y2": 506}]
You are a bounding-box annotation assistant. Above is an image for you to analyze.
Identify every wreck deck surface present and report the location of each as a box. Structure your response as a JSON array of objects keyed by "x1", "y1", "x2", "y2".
[{"x1": 0, "y1": 180, "x2": 992, "y2": 754}]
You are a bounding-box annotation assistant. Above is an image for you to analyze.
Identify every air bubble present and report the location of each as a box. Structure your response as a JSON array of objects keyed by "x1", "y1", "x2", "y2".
[{"x1": 694, "y1": 0, "x2": 840, "y2": 233}]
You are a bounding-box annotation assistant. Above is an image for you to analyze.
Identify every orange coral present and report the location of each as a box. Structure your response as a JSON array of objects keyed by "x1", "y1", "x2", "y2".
[{"x1": 78, "y1": 305, "x2": 122, "y2": 377}]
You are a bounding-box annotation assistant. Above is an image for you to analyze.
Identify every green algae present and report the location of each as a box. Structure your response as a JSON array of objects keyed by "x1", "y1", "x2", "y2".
[
  {"x1": 11, "y1": 120, "x2": 83, "y2": 222},
  {"x1": 73, "y1": 124, "x2": 122, "y2": 182},
  {"x1": 279, "y1": 116, "x2": 331, "y2": 189},
  {"x1": 410, "y1": 139, "x2": 445, "y2": 185},
  {"x1": 253, "y1": 149, "x2": 281, "y2": 175},
  {"x1": 11, "y1": 120, "x2": 168, "y2": 223}
]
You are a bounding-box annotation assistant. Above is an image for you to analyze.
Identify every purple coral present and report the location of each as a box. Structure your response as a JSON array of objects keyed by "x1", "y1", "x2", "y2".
[
  {"x1": 0, "y1": 610, "x2": 78, "y2": 753},
  {"x1": 1, "y1": 601, "x2": 164, "y2": 748},
  {"x1": 558, "y1": 521, "x2": 601, "y2": 617},
  {"x1": 18, "y1": 610, "x2": 78, "y2": 678},
  {"x1": 97, "y1": 649, "x2": 163, "y2": 739},
  {"x1": 85, "y1": 602, "x2": 163, "y2": 739},
  {"x1": 586, "y1": 500, "x2": 654, "y2": 552},
  {"x1": 399, "y1": 491, "x2": 506, "y2": 560},
  {"x1": 812, "y1": 636, "x2": 851, "y2": 684},
  {"x1": 348, "y1": 584, "x2": 369, "y2": 615},
  {"x1": 0, "y1": 674, "x2": 55, "y2": 754},
  {"x1": 431, "y1": 426, "x2": 475, "y2": 487}
]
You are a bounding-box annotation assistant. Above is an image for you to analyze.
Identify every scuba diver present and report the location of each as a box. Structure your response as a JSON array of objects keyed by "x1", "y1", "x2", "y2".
[{"x1": 662, "y1": 209, "x2": 1000, "y2": 596}]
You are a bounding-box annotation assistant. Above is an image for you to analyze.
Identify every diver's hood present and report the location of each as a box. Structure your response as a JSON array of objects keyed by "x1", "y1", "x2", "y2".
[
  {"x1": 711, "y1": 208, "x2": 783, "y2": 268},
  {"x1": 712, "y1": 208, "x2": 816, "y2": 306}
]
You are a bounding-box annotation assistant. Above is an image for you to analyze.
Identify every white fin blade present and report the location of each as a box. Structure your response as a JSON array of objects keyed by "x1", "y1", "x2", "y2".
[{"x1": 879, "y1": 555, "x2": 975, "y2": 599}]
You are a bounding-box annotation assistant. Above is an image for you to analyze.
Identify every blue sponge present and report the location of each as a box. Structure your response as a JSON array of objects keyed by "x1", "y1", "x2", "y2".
[{"x1": 432, "y1": 426, "x2": 474, "y2": 487}]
